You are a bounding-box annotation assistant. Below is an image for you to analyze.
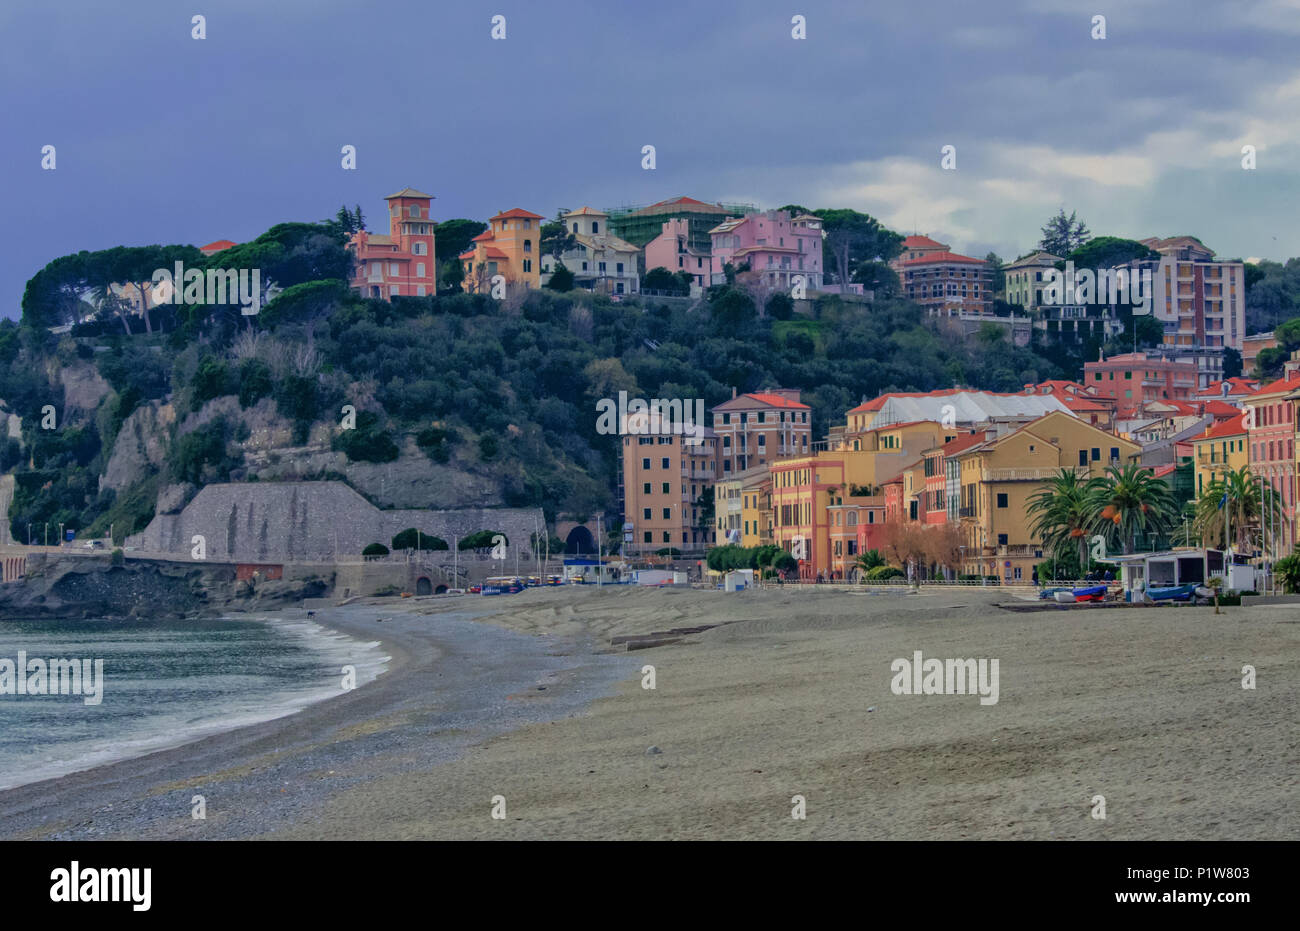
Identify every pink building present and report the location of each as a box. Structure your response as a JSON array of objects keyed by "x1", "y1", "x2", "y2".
[
  {"x1": 348, "y1": 187, "x2": 438, "y2": 299},
  {"x1": 1246, "y1": 373, "x2": 1300, "y2": 550},
  {"x1": 644, "y1": 218, "x2": 711, "y2": 290},
  {"x1": 708, "y1": 209, "x2": 824, "y2": 291}
]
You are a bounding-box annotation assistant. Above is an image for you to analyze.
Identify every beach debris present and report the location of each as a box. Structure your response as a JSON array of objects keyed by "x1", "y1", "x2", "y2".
[
  {"x1": 867, "y1": 706, "x2": 877, "y2": 712},
  {"x1": 646, "y1": 745, "x2": 662, "y2": 755}
]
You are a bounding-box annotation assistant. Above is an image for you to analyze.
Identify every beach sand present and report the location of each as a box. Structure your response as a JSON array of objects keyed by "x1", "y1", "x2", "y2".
[{"x1": 1, "y1": 586, "x2": 1295, "y2": 840}]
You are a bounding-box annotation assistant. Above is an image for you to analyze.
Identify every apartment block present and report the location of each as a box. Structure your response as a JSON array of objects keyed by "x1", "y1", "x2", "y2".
[
  {"x1": 619, "y1": 417, "x2": 718, "y2": 557},
  {"x1": 1084, "y1": 352, "x2": 1199, "y2": 404},
  {"x1": 1139, "y1": 236, "x2": 1246, "y2": 387},
  {"x1": 897, "y1": 250, "x2": 992, "y2": 315},
  {"x1": 711, "y1": 388, "x2": 811, "y2": 477}
]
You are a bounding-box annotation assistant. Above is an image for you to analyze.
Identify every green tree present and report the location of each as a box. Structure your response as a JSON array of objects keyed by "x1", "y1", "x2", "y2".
[
  {"x1": 1094, "y1": 463, "x2": 1178, "y2": 554},
  {"x1": 1027, "y1": 468, "x2": 1106, "y2": 569},
  {"x1": 984, "y1": 253, "x2": 1005, "y2": 294},
  {"x1": 1193, "y1": 466, "x2": 1282, "y2": 551},
  {"x1": 642, "y1": 267, "x2": 684, "y2": 292},
  {"x1": 1223, "y1": 347, "x2": 1243, "y2": 379},
  {"x1": 1039, "y1": 209, "x2": 1091, "y2": 257},
  {"x1": 391, "y1": 528, "x2": 449, "y2": 551},
  {"x1": 434, "y1": 219, "x2": 489, "y2": 266},
  {"x1": 546, "y1": 262, "x2": 575, "y2": 292},
  {"x1": 855, "y1": 549, "x2": 885, "y2": 573},
  {"x1": 812, "y1": 208, "x2": 904, "y2": 290}
]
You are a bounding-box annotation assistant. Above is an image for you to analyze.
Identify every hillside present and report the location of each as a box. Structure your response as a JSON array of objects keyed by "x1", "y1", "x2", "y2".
[{"x1": 1, "y1": 218, "x2": 1090, "y2": 548}]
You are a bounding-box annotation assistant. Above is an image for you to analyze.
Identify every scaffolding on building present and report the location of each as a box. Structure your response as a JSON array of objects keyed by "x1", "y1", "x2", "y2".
[{"x1": 604, "y1": 196, "x2": 758, "y2": 252}]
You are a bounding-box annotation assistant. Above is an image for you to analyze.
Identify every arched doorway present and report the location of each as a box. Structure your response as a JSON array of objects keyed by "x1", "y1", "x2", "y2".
[
  {"x1": 416, "y1": 577, "x2": 432, "y2": 595},
  {"x1": 435, "y1": 583, "x2": 448, "y2": 595},
  {"x1": 565, "y1": 526, "x2": 596, "y2": 554}
]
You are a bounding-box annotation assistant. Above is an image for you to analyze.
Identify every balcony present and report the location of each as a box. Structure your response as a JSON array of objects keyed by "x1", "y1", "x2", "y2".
[{"x1": 982, "y1": 466, "x2": 1085, "y2": 482}]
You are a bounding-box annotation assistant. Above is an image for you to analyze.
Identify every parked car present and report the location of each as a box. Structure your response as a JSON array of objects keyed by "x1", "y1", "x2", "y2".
[
  {"x1": 468, "y1": 584, "x2": 482, "y2": 594},
  {"x1": 82, "y1": 540, "x2": 103, "y2": 549}
]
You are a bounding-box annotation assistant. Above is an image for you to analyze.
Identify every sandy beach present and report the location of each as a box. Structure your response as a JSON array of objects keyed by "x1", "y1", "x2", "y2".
[{"x1": 1, "y1": 586, "x2": 1296, "y2": 840}]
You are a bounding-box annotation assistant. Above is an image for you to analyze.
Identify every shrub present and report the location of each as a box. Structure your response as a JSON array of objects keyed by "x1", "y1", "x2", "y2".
[
  {"x1": 362, "y1": 543, "x2": 389, "y2": 557},
  {"x1": 111, "y1": 548, "x2": 124, "y2": 566},
  {"x1": 459, "y1": 529, "x2": 507, "y2": 550},
  {"x1": 238, "y1": 359, "x2": 273, "y2": 408},
  {"x1": 1274, "y1": 553, "x2": 1300, "y2": 594},
  {"x1": 333, "y1": 410, "x2": 399, "y2": 463},
  {"x1": 190, "y1": 355, "x2": 230, "y2": 410},
  {"x1": 391, "y1": 528, "x2": 449, "y2": 551},
  {"x1": 866, "y1": 565, "x2": 905, "y2": 580}
]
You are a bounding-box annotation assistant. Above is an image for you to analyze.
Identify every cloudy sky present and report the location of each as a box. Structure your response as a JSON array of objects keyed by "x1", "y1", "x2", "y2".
[{"x1": 3, "y1": 0, "x2": 1298, "y2": 318}]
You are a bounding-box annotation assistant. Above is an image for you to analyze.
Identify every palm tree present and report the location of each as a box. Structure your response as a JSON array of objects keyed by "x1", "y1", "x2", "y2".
[
  {"x1": 1027, "y1": 468, "x2": 1105, "y2": 570},
  {"x1": 1093, "y1": 463, "x2": 1178, "y2": 555},
  {"x1": 1193, "y1": 466, "x2": 1283, "y2": 552}
]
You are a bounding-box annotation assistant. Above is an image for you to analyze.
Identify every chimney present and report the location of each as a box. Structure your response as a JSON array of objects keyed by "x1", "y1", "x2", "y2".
[{"x1": 731, "y1": 386, "x2": 737, "y2": 399}]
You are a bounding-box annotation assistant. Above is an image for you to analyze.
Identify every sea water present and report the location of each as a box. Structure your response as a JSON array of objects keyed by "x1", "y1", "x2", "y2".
[{"x1": 0, "y1": 615, "x2": 388, "y2": 790}]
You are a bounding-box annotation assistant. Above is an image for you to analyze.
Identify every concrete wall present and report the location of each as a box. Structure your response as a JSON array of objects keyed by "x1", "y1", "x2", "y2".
[{"x1": 127, "y1": 481, "x2": 544, "y2": 563}]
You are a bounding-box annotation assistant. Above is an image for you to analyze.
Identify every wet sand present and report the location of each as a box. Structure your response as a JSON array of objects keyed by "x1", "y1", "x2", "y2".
[{"x1": 1, "y1": 587, "x2": 1295, "y2": 840}]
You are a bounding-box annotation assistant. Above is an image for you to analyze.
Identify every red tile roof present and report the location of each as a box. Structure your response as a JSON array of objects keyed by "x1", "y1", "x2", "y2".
[
  {"x1": 1202, "y1": 400, "x2": 1240, "y2": 418},
  {"x1": 1197, "y1": 412, "x2": 1247, "y2": 440},
  {"x1": 458, "y1": 249, "x2": 476, "y2": 260},
  {"x1": 483, "y1": 247, "x2": 509, "y2": 259},
  {"x1": 199, "y1": 239, "x2": 237, "y2": 254},
  {"x1": 1195, "y1": 377, "x2": 1259, "y2": 398},
  {"x1": 900, "y1": 235, "x2": 947, "y2": 249},
  {"x1": 490, "y1": 208, "x2": 544, "y2": 220},
  {"x1": 939, "y1": 432, "x2": 989, "y2": 456},
  {"x1": 899, "y1": 250, "x2": 986, "y2": 266},
  {"x1": 651, "y1": 195, "x2": 711, "y2": 207},
  {"x1": 1250, "y1": 374, "x2": 1300, "y2": 397}
]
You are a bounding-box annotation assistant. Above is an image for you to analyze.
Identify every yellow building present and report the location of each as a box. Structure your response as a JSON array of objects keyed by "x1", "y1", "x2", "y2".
[
  {"x1": 1191, "y1": 412, "x2": 1248, "y2": 498},
  {"x1": 460, "y1": 208, "x2": 544, "y2": 295},
  {"x1": 713, "y1": 466, "x2": 771, "y2": 547},
  {"x1": 947, "y1": 411, "x2": 1141, "y2": 581},
  {"x1": 770, "y1": 421, "x2": 956, "y2": 580}
]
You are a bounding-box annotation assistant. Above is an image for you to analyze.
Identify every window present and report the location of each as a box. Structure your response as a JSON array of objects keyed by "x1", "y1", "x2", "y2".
[
  {"x1": 662, "y1": 483, "x2": 670, "y2": 494},
  {"x1": 523, "y1": 240, "x2": 532, "y2": 253},
  {"x1": 413, "y1": 242, "x2": 427, "y2": 255},
  {"x1": 592, "y1": 221, "x2": 599, "y2": 234},
  {"x1": 643, "y1": 532, "x2": 652, "y2": 543},
  {"x1": 662, "y1": 508, "x2": 671, "y2": 520},
  {"x1": 416, "y1": 263, "x2": 425, "y2": 277},
  {"x1": 661, "y1": 458, "x2": 670, "y2": 469},
  {"x1": 617, "y1": 262, "x2": 624, "y2": 274},
  {"x1": 1110, "y1": 447, "x2": 1119, "y2": 461},
  {"x1": 642, "y1": 508, "x2": 651, "y2": 520},
  {"x1": 642, "y1": 458, "x2": 650, "y2": 470},
  {"x1": 1091, "y1": 448, "x2": 1100, "y2": 461},
  {"x1": 1079, "y1": 449, "x2": 1088, "y2": 466},
  {"x1": 997, "y1": 493, "x2": 1008, "y2": 508}
]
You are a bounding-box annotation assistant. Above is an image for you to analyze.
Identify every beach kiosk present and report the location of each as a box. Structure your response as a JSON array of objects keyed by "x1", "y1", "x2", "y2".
[
  {"x1": 1114, "y1": 548, "x2": 1257, "y2": 603},
  {"x1": 723, "y1": 569, "x2": 754, "y2": 592}
]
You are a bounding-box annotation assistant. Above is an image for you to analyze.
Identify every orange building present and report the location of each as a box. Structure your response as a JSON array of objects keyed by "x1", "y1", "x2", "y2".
[
  {"x1": 349, "y1": 187, "x2": 438, "y2": 299},
  {"x1": 620, "y1": 417, "x2": 717, "y2": 557},
  {"x1": 710, "y1": 389, "x2": 811, "y2": 477},
  {"x1": 460, "y1": 208, "x2": 544, "y2": 295}
]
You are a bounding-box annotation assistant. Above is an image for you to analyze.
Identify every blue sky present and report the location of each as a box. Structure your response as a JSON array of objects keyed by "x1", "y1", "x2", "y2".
[{"x1": 3, "y1": 0, "x2": 1298, "y2": 318}]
